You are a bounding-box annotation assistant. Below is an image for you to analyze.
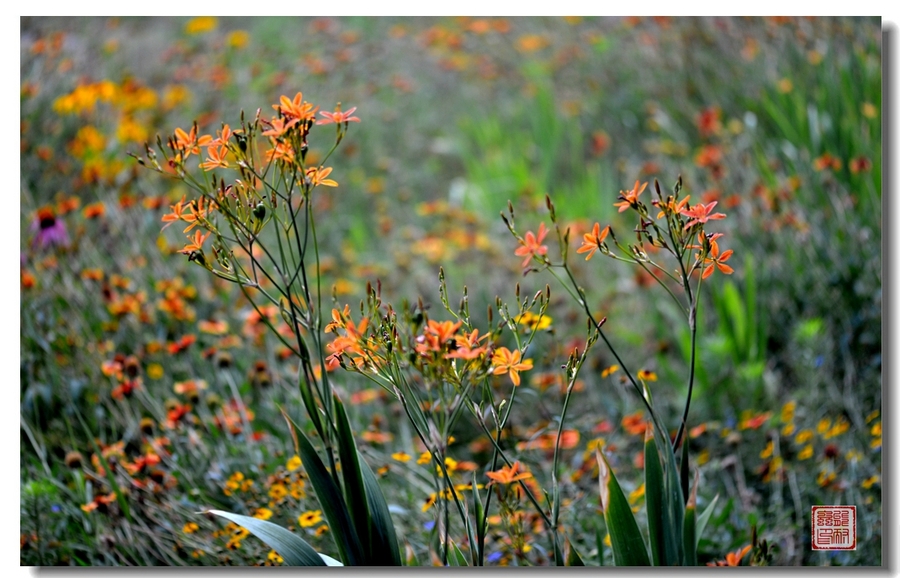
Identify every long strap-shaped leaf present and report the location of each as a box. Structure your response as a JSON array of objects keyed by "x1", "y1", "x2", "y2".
[
  {"x1": 333, "y1": 397, "x2": 372, "y2": 556},
  {"x1": 297, "y1": 427, "x2": 365, "y2": 565},
  {"x1": 358, "y1": 450, "x2": 403, "y2": 565},
  {"x1": 205, "y1": 510, "x2": 333, "y2": 566},
  {"x1": 596, "y1": 450, "x2": 650, "y2": 566}
]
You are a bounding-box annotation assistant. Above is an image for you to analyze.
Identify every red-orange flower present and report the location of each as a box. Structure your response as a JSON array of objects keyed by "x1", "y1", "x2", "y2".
[
  {"x1": 199, "y1": 145, "x2": 229, "y2": 171},
  {"x1": 273, "y1": 92, "x2": 318, "y2": 123},
  {"x1": 491, "y1": 347, "x2": 533, "y2": 386},
  {"x1": 485, "y1": 461, "x2": 533, "y2": 485},
  {"x1": 576, "y1": 222, "x2": 610, "y2": 261},
  {"x1": 318, "y1": 105, "x2": 360, "y2": 125},
  {"x1": 614, "y1": 180, "x2": 648, "y2": 212},
  {"x1": 707, "y1": 544, "x2": 752, "y2": 566},
  {"x1": 681, "y1": 201, "x2": 726, "y2": 230},
  {"x1": 306, "y1": 166, "x2": 338, "y2": 187},
  {"x1": 514, "y1": 222, "x2": 549, "y2": 268},
  {"x1": 701, "y1": 238, "x2": 734, "y2": 279},
  {"x1": 180, "y1": 230, "x2": 210, "y2": 254}
]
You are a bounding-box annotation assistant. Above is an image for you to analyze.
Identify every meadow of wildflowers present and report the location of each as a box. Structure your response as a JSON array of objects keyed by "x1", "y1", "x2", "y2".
[{"x1": 20, "y1": 16, "x2": 881, "y2": 566}]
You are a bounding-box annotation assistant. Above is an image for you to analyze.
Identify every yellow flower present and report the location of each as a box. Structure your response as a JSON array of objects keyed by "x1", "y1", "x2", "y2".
[
  {"x1": 795, "y1": 429, "x2": 814, "y2": 444},
  {"x1": 798, "y1": 445, "x2": 813, "y2": 460},
  {"x1": 601, "y1": 365, "x2": 619, "y2": 378},
  {"x1": 286, "y1": 455, "x2": 302, "y2": 471},
  {"x1": 759, "y1": 440, "x2": 774, "y2": 459},
  {"x1": 781, "y1": 423, "x2": 795, "y2": 437},
  {"x1": 392, "y1": 452, "x2": 411, "y2": 463},
  {"x1": 147, "y1": 363, "x2": 164, "y2": 380},
  {"x1": 780, "y1": 401, "x2": 796, "y2": 423},
  {"x1": 871, "y1": 422, "x2": 881, "y2": 437},
  {"x1": 298, "y1": 510, "x2": 323, "y2": 528},
  {"x1": 185, "y1": 16, "x2": 217, "y2": 35},
  {"x1": 269, "y1": 483, "x2": 288, "y2": 500},
  {"x1": 227, "y1": 30, "x2": 249, "y2": 49},
  {"x1": 816, "y1": 418, "x2": 831, "y2": 435},
  {"x1": 268, "y1": 550, "x2": 283, "y2": 564},
  {"x1": 252, "y1": 507, "x2": 273, "y2": 521},
  {"x1": 417, "y1": 451, "x2": 432, "y2": 465},
  {"x1": 637, "y1": 369, "x2": 657, "y2": 382},
  {"x1": 862, "y1": 476, "x2": 879, "y2": 489},
  {"x1": 513, "y1": 311, "x2": 552, "y2": 332},
  {"x1": 183, "y1": 522, "x2": 199, "y2": 534}
]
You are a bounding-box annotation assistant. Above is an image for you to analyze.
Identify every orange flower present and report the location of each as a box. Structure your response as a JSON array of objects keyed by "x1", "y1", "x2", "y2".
[
  {"x1": 485, "y1": 461, "x2": 533, "y2": 485},
  {"x1": 576, "y1": 222, "x2": 610, "y2": 261},
  {"x1": 614, "y1": 180, "x2": 648, "y2": 212},
  {"x1": 274, "y1": 92, "x2": 318, "y2": 123},
  {"x1": 306, "y1": 166, "x2": 338, "y2": 187},
  {"x1": 680, "y1": 201, "x2": 726, "y2": 230},
  {"x1": 514, "y1": 222, "x2": 549, "y2": 268},
  {"x1": 161, "y1": 195, "x2": 187, "y2": 230},
  {"x1": 181, "y1": 230, "x2": 210, "y2": 254},
  {"x1": 621, "y1": 411, "x2": 648, "y2": 436},
  {"x1": 701, "y1": 238, "x2": 734, "y2": 279},
  {"x1": 261, "y1": 117, "x2": 299, "y2": 138},
  {"x1": 491, "y1": 347, "x2": 533, "y2": 386},
  {"x1": 173, "y1": 126, "x2": 211, "y2": 158},
  {"x1": 199, "y1": 145, "x2": 229, "y2": 171},
  {"x1": 708, "y1": 544, "x2": 752, "y2": 566},
  {"x1": 318, "y1": 104, "x2": 360, "y2": 125}
]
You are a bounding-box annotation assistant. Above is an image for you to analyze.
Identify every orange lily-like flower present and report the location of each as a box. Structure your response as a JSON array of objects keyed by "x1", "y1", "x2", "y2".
[
  {"x1": 266, "y1": 141, "x2": 295, "y2": 164},
  {"x1": 274, "y1": 92, "x2": 319, "y2": 123},
  {"x1": 199, "y1": 145, "x2": 229, "y2": 171},
  {"x1": 491, "y1": 347, "x2": 533, "y2": 386},
  {"x1": 306, "y1": 166, "x2": 338, "y2": 187},
  {"x1": 180, "y1": 230, "x2": 210, "y2": 254},
  {"x1": 614, "y1": 180, "x2": 648, "y2": 212},
  {"x1": 653, "y1": 194, "x2": 690, "y2": 220},
  {"x1": 262, "y1": 117, "x2": 299, "y2": 138},
  {"x1": 576, "y1": 222, "x2": 610, "y2": 261},
  {"x1": 514, "y1": 222, "x2": 549, "y2": 268},
  {"x1": 161, "y1": 195, "x2": 187, "y2": 230},
  {"x1": 318, "y1": 104, "x2": 360, "y2": 125},
  {"x1": 707, "y1": 544, "x2": 752, "y2": 566},
  {"x1": 701, "y1": 238, "x2": 734, "y2": 279},
  {"x1": 173, "y1": 126, "x2": 211, "y2": 158},
  {"x1": 485, "y1": 461, "x2": 533, "y2": 485},
  {"x1": 680, "y1": 201, "x2": 726, "y2": 230},
  {"x1": 443, "y1": 328, "x2": 489, "y2": 360},
  {"x1": 207, "y1": 124, "x2": 234, "y2": 148}
]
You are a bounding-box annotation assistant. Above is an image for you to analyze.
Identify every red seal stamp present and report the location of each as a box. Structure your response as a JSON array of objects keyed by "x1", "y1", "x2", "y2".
[{"x1": 811, "y1": 506, "x2": 856, "y2": 550}]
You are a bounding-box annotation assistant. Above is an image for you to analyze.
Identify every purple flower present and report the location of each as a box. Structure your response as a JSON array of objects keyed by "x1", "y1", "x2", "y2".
[{"x1": 31, "y1": 207, "x2": 69, "y2": 250}]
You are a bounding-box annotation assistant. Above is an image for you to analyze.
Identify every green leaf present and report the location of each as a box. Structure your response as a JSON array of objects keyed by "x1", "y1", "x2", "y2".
[
  {"x1": 205, "y1": 510, "x2": 330, "y2": 566},
  {"x1": 333, "y1": 396, "x2": 371, "y2": 557},
  {"x1": 682, "y1": 470, "x2": 700, "y2": 566},
  {"x1": 596, "y1": 450, "x2": 650, "y2": 566},
  {"x1": 297, "y1": 427, "x2": 364, "y2": 565},
  {"x1": 448, "y1": 539, "x2": 469, "y2": 566},
  {"x1": 595, "y1": 523, "x2": 605, "y2": 566},
  {"x1": 472, "y1": 470, "x2": 486, "y2": 565},
  {"x1": 565, "y1": 538, "x2": 585, "y2": 566},
  {"x1": 358, "y1": 450, "x2": 403, "y2": 565},
  {"x1": 696, "y1": 494, "x2": 720, "y2": 545},
  {"x1": 644, "y1": 429, "x2": 667, "y2": 565}
]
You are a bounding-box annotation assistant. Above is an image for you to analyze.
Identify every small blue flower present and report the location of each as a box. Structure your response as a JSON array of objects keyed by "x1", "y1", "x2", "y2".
[
  {"x1": 487, "y1": 551, "x2": 502, "y2": 563},
  {"x1": 423, "y1": 520, "x2": 435, "y2": 531}
]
